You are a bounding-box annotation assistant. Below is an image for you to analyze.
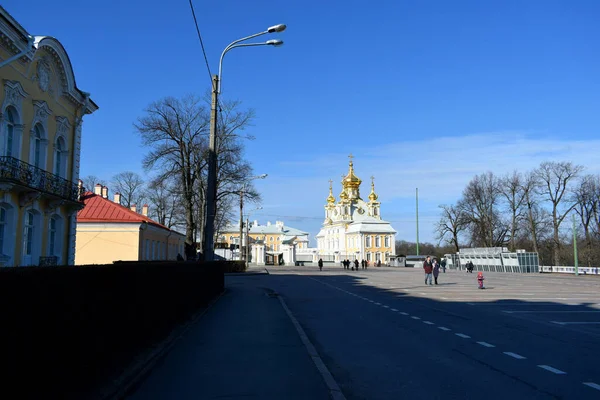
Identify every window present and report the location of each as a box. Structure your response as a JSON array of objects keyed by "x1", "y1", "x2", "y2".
[
  {"x1": 24, "y1": 211, "x2": 34, "y2": 256},
  {"x1": 367, "y1": 252, "x2": 371, "y2": 261},
  {"x1": 33, "y1": 125, "x2": 43, "y2": 168},
  {"x1": 375, "y1": 236, "x2": 381, "y2": 248},
  {"x1": 366, "y1": 236, "x2": 371, "y2": 247},
  {"x1": 384, "y1": 236, "x2": 390, "y2": 247},
  {"x1": 4, "y1": 108, "x2": 15, "y2": 157},
  {"x1": 48, "y1": 217, "x2": 56, "y2": 256},
  {"x1": 54, "y1": 136, "x2": 67, "y2": 178},
  {"x1": 0, "y1": 207, "x2": 5, "y2": 253}
]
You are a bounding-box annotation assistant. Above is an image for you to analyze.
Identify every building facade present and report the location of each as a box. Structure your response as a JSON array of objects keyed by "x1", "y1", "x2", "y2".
[
  {"x1": 217, "y1": 220, "x2": 309, "y2": 264},
  {"x1": 0, "y1": 6, "x2": 98, "y2": 266},
  {"x1": 316, "y1": 157, "x2": 397, "y2": 264},
  {"x1": 75, "y1": 185, "x2": 185, "y2": 265}
]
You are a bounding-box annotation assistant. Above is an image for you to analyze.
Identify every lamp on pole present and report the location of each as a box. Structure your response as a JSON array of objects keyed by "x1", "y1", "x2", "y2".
[
  {"x1": 246, "y1": 206, "x2": 263, "y2": 264},
  {"x1": 238, "y1": 174, "x2": 268, "y2": 261},
  {"x1": 203, "y1": 25, "x2": 286, "y2": 262}
]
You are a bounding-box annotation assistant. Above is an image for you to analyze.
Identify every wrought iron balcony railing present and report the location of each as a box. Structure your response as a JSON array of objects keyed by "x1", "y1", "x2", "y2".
[{"x1": 0, "y1": 156, "x2": 81, "y2": 203}]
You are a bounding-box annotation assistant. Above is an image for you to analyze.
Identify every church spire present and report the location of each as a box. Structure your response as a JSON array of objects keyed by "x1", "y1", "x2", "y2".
[
  {"x1": 326, "y1": 179, "x2": 336, "y2": 204},
  {"x1": 368, "y1": 176, "x2": 378, "y2": 202}
]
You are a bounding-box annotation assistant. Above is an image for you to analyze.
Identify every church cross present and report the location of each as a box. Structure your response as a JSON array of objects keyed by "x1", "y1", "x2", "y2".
[
  {"x1": 348, "y1": 153, "x2": 354, "y2": 162},
  {"x1": 371, "y1": 176, "x2": 375, "y2": 185}
]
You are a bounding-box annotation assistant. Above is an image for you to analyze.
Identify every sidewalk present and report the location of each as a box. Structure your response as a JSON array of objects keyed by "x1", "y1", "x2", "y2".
[{"x1": 123, "y1": 276, "x2": 331, "y2": 400}]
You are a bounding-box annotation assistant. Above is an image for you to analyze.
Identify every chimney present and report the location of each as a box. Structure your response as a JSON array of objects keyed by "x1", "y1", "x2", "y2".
[
  {"x1": 142, "y1": 204, "x2": 148, "y2": 216},
  {"x1": 94, "y1": 183, "x2": 102, "y2": 195},
  {"x1": 101, "y1": 186, "x2": 108, "y2": 199},
  {"x1": 130, "y1": 204, "x2": 137, "y2": 213},
  {"x1": 114, "y1": 192, "x2": 121, "y2": 205}
]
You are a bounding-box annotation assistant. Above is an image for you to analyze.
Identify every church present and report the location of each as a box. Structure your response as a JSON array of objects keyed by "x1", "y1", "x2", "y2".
[{"x1": 316, "y1": 156, "x2": 397, "y2": 264}]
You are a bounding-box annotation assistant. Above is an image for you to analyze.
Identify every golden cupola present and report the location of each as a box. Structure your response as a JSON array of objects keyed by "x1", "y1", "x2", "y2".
[
  {"x1": 369, "y1": 176, "x2": 379, "y2": 202},
  {"x1": 342, "y1": 158, "x2": 362, "y2": 189},
  {"x1": 326, "y1": 180, "x2": 336, "y2": 204}
]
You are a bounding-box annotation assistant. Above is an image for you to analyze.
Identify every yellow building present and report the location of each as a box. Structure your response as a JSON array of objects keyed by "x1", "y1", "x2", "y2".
[
  {"x1": 0, "y1": 6, "x2": 98, "y2": 266},
  {"x1": 316, "y1": 156, "x2": 397, "y2": 264},
  {"x1": 75, "y1": 185, "x2": 185, "y2": 265}
]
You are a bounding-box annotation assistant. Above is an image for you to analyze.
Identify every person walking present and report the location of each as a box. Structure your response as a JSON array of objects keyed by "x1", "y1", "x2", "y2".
[
  {"x1": 433, "y1": 258, "x2": 440, "y2": 285},
  {"x1": 423, "y1": 256, "x2": 433, "y2": 286},
  {"x1": 354, "y1": 259, "x2": 359, "y2": 270},
  {"x1": 318, "y1": 258, "x2": 323, "y2": 271}
]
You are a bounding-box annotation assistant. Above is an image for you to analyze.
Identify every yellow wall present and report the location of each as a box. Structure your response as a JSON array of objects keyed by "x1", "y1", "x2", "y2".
[
  {"x1": 75, "y1": 224, "x2": 140, "y2": 265},
  {"x1": 218, "y1": 230, "x2": 306, "y2": 253}
]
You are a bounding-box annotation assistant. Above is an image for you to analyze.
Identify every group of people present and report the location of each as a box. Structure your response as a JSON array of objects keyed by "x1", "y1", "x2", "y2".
[
  {"x1": 422, "y1": 256, "x2": 444, "y2": 285},
  {"x1": 317, "y1": 258, "x2": 381, "y2": 271}
]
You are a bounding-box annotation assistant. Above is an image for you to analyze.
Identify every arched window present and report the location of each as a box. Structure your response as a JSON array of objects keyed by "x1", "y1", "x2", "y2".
[
  {"x1": 366, "y1": 236, "x2": 371, "y2": 247},
  {"x1": 22, "y1": 210, "x2": 43, "y2": 265},
  {"x1": 32, "y1": 124, "x2": 43, "y2": 168},
  {"x1": 46, "y1": 215, "x2": 64, "y2": 262},
  {"x1": 0, "y1": 207, "x2": 6, "y2": 253},
  {"x1": 54, "y1": 136, "x2": 67, "y2": 178},
  {"x1": 4, "y1": 107, "x2": 15, "y2": 157},
  {"x1": 24, "y1": 211, "x2": 34, "y2": 256}
]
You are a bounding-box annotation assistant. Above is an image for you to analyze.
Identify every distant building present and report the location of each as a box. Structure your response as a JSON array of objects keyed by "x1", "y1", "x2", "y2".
[
  {"x1": 316, "y1": 156, "x2": 396, "y2": 264},
  {"x1": 0, "y1": 6, "x2": 98, "y2": 266},
  {"x1": 217, "y1": 220, "x2": 309, "y2": 264},
  {"x1": 75, "y1": 185, "x2": 185, "y2": 265}
]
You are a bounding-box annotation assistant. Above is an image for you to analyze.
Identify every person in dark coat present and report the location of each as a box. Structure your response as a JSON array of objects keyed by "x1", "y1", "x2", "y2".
[
  {"x1": 423, "y1": 256, "x2": 433, "y2": 285},
  {"x1": 318, "y1": 258, "x2": 323, "y2": 271},
  {"x1": 354, "y1": 259, "x2": 359, "y2": 270},
  {"x1": 433, "y1": 258, "x2": 440, "y2": 285}
]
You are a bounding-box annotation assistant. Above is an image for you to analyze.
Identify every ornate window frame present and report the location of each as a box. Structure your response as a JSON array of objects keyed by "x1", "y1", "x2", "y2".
[
  {"x1": 30, "y1": 101, "x2": 52, "y2": 169},
  {"x1": 1, "y1": 81, "x2": 28, "y2": 158}
]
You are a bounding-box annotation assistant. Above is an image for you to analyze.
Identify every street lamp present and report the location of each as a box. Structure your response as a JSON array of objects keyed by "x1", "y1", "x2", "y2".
[
  {"x1": 239, "y1": 174, "x2": 268, "y2": 261},
  {"x1": 203, "y1": 25, "x2": 285, "y2": 262}
]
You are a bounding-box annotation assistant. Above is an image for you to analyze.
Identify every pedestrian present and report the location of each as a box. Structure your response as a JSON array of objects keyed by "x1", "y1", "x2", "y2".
[
  {"x1": 354, "y1": 259, "x2": 359, "y2": 270},
  {"x1": 318, "y1": 258, "x2": 323, "y2": 271},
  {"x1": 362, "y1": 259, "x2": 366, "y2": 269},
  {"x1": 433, "y1": 258, "x2": 440, "y2": 285},
  {"x1": 377, "y1": 260, "x2": 381, "y2": 267},
  {"x1": 441, "y1": 258, "x2": 446, "y2": 273},
  {"x1": 423, "y1": 256, "x2": 433, "y2": 286}
]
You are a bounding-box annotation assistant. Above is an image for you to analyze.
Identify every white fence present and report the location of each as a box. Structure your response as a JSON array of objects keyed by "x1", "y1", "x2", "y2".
[{"x1": 540, "y1": 265, "x2": 600, "y2": 275}]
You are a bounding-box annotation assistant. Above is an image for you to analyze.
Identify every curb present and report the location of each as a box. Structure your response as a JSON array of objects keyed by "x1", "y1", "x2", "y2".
[
  {"x1": 96, "y1": 290, "x2": 226, "y2": 400},
  {"x1": 277, "y1": 295, "x2": 346, "y2": 400}
]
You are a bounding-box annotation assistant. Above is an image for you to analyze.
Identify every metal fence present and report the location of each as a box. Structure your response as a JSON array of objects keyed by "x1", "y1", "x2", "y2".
[{"x1": 444, "y1": 248, "x2": 539, "y2": 273}]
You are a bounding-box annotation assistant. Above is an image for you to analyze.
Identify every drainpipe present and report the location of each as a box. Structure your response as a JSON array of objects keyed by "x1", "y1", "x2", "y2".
[{"x1": 0, "y1": 35, "x2": 34, "y2": 69}]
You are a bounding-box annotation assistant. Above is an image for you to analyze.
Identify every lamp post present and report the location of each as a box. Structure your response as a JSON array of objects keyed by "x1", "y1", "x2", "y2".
[
  {"x1": 203, "y1": 24, "x2": 286, "y2": 262},
  {"x1": 238, "y1": 174, "x2": 268, "y2": 261}
]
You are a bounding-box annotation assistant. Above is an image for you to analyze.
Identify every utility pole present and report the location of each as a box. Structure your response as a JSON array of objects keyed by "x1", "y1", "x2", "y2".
[
  {"x1": 239, "y1": 186, "x2": 244, "y2": 261},
  {"x1": 416, "y1": 187, "x2": 419, "y2": 256},
  {"x1": 245, "y1": 217, "x2": 250, "y2": 263},
  {"x1": 203, "y1": 75, "x2": 219, "y2": 262},
  {"x1": 572, "y1": 213, "x2": 578, "y2": 276}
]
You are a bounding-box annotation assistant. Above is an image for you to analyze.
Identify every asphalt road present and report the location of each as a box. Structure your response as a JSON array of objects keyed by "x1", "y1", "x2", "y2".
[{"x1": 265, "y1": 265, "x2": 600, "y2": 399}]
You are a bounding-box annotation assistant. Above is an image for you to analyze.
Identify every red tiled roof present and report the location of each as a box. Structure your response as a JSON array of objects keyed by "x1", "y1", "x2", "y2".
[{"x1": 77, "y1": 192, "x2": 170, "y2": 231}]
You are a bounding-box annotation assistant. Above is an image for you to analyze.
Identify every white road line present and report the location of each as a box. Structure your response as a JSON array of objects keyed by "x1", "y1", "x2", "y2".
[
  {"x1": 391, "y1": 308, "x2": 398, "y2": 312},
  {"x1": 504, "y1": 310, "x2": 600, "y2": 314},
  {"x1": 583, "y1": 382, "x2": 600, "y2": 391},
  {"x1": 400, "y1": 312, "x2": 409, "y2": 316},
  {"x1": 374, "y1": 302, "x2": 381, "y2": 305},
  {"x1": 477, "y1": 341, "x2": 495, "y2": 348},
  {"x1": 383, "y1": 305, "x2": 390, "y2": 308},
  {"x1": 411, "y1": 316, "x2": 421, "y2": 320},
  {"x1": 551, "y1": 321, "x2": 600, "y2": 325},
  {"x1": 423, "y1": 321, "x2": 434, "y2": 325},
  {"x1": 503, "y1": 352, "x2": 526, "y2": 360},
  {"x1": 455, "y1": 333, "x2": 470, "y2": 339},
  {"x1": 537, "y1": 365, "x2": 566, "y2": 375},
  {"x1": 438, "y1": 327, "x2": 451, "y2": 331}
]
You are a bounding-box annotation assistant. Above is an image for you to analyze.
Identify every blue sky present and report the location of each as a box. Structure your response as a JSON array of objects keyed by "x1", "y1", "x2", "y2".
[{"x1": 6, "y1": 0, "x2": 600, "y2": 245}]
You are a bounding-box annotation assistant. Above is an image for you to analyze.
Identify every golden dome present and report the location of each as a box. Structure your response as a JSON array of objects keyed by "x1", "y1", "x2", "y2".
[
  {"x1": 326, "y1": 180, "x2": 336, "y2": 204},
  {"x1": 342, "y1": 159, "x2": 362, "y2": 189},
  {"x1": 368, "y1": 176, "x2": 378, "y2": 202}
]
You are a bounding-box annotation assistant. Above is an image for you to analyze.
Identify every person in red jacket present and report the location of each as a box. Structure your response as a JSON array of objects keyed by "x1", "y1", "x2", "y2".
[{"x1": 423, "y1": 256, "x2": 433, "y2": 285}]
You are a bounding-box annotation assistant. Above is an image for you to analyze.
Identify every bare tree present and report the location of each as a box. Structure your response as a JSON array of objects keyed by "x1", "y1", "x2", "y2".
[
  {"x1": 80, "y1": 175, "x2": 106, "y2": 193},
  {"x1": 459, "y1": 172, "x2": 508, "y2": 247},
  {"x1": 111, "y1": 171, "x2": 146, "y2": 208},
  {"x1": 435, "y1": 204, "x2": 467, "y2": 252},
  {"x1": 535, "y1": 161, "x2": 584, "y2": 266},
  {"x1": 572, "y1": 174, "x2": 600, "y2": 267},
  {"x1": 146, "y1": 176, "x2": 180, "y2": 228},
  {"x1": 499, "y1": 171, "x2": 527, "y2": 251}
]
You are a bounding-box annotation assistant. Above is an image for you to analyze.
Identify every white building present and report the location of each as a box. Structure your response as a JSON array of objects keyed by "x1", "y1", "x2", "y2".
[{"x1": 316, "y1": 157, "x2": 397, "y2": 264}]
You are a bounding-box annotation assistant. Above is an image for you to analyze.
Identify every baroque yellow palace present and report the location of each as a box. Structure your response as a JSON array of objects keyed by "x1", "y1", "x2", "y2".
[
  {"x1": 0, "y1": 6, "x2": 97, "y2": 266},
  {"x1": 316, "y1": 156, "x2": 396, "y2": 264}
]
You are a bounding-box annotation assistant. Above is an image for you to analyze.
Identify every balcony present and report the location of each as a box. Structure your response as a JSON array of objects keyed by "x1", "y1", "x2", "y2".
[{"x1": 0, "y1": 156, "x2": 82, "y2": 204}]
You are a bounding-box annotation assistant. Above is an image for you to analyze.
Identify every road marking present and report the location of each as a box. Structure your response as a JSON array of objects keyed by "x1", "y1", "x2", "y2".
[
  {"x1": 466, "y1": 302, "x2": 476, "y2": 306},
  {"x1": 423, "y1": 321, "x2": 434, "y2": 325},
  {"x1": 383, "y1": 305, "x2": 389, "y2": 308},
  {"x1": 538, "y1": 365, "x2": 566, "y2": 375},
  {"x1": 583, "y1": 382, "x2": 600, "y2": 391},
  {"x1": 504, "y1": 352, "x2": 526, "y2": 360},
  {"x1": 411, "y1": 316, "x2": 421, "y2": 320},
  {"x1": 391, "y1": 308, "x2": 398, "y2": 312},
  {"x1": 400, "y1": 312, "x2": 409, "y2": 316},
  {"x1": 504, "y1": 310, "x2": 600, "y2": 314},
  {"x1": 455, "y1": 333, "x2": 470, "y2": 339},
  {"x1": 374, "y1": 302, "x2": 381, "y2": 305},
  {"x1": 551, "y1": 321, "x2": 600, "y2": 325},
  {"x1": 477, "y1": 341, "x2": 495, "y2": 348},
  {"x1": 438, "y1": 327, "x2": 451, "y2": 331}
]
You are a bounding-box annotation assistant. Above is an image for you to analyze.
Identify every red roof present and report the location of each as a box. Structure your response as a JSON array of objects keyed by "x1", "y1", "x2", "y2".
[{"x1": 77, "y1": 192, "x2": 169, "y2": 231}]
